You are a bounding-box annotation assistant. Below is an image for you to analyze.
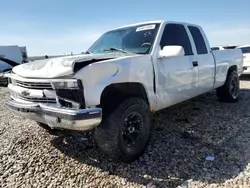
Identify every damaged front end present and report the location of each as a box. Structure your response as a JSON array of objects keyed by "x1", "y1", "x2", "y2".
[
  {"x1": 11, "y1": 53, "x2": 121, "y2": 79},
  {"x1": 5, "y1": 53, "x2": 128, "y2": 130},
  {"x1": 6, "y1": 74, "x2": 102, "y2": 131},
  {"x1": 52, "y1": 79, "x2": 86, "y2": 109}
]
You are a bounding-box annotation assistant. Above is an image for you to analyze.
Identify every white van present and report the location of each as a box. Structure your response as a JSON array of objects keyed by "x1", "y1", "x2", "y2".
[
  {"x1": 19, "y1": 46, "x2": 28, "y2": 63},
  {"x1": 0, "y1": 45, "x2": 24, "y2": 85}
]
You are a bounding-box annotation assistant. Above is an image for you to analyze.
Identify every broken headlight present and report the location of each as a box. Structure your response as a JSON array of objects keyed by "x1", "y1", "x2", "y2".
[
  {"x1": 52, "y1": 79, "x2": 80, "y2": 89},
  {"x1": 52, "y1": 79, "x2": 85, "y2": 109}
]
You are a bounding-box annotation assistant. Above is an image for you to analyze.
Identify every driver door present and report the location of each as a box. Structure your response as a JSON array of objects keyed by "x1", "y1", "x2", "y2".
[{"x1": 156, "y1": 23, "x2": 199, "y2": 110}]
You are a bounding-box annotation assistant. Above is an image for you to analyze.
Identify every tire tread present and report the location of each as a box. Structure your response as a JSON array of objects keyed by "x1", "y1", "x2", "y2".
[{"x1": 94, "y1": 97, "x2": 151, "y2": 162}]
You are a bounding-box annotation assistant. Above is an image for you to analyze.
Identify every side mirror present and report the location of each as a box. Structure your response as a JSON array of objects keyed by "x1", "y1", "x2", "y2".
[{"x1": 158, "y1": 45, "x2": 185, "y2": 58}]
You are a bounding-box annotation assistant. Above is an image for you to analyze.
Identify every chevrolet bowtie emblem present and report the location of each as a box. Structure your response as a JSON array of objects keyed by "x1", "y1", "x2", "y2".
[{"x1": 21, "y1": 90, "x2": 30, "y2": 96}]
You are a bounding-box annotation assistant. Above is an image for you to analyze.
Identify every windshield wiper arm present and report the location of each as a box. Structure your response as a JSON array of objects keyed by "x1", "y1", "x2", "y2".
[
  {"x1": 85, "y1": 51, "x2": 93, "y2": 54},
  {"x1": 103, "y1": 47, "x2": 132, "y2": 54}
]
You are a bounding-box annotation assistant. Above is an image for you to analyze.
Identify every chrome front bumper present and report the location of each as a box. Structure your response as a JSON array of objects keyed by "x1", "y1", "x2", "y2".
[{"x1": 6, "y1": 100, "x2": 102, "y2": 131}]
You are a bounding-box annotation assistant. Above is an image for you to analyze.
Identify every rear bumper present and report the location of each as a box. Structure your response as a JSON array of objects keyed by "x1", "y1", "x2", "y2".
[{"x1": 6, "y1": 99, "x2": 102, "y2": 131}]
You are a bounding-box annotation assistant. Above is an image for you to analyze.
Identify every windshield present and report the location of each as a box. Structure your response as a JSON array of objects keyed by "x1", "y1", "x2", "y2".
[
  {"x1": 87, "y1": 23, "x2": 161, "y2": 54},
  {"x1": 239, "y1": 46, "x2": 250, "y2": 54}
]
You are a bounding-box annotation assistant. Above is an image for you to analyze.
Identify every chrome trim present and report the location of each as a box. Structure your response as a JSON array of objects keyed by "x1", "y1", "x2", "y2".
[
  {"x1": 17, "y1": 95, "x2": 56, "y2": 103},
  {"x1": 15, "y1": 80, "x2": 53, "y2": 90},
  {"x1": 6, "y1": 100, "x2": 102, "y2": 131},
  {"x1": 8, "y1": 84, "x2": 57, "y2": 104},
  {"x1": 6, "y1": 73, "x2": 77, "y2": 83}
]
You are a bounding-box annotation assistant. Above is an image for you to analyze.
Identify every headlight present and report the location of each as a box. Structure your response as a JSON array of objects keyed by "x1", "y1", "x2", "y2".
[
  {"x1": 51, "y1": 79, "x2": 85, "y2": 109},
  {"x1": 51, "y1": 79, "x2": 80, "y2": 90}
]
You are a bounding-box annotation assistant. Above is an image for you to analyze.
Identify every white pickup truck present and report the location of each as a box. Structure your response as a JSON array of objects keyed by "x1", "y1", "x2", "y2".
[{"x1": 6, "y1": 20, "x2": 243, "y2": 162}]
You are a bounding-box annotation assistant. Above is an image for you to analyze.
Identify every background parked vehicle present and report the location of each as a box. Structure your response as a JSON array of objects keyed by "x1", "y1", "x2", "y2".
[
  {"x1": 236, "y1": 45, "x2": 250, "y2": 74},
  {"x1": 0, "y1": 45, "x2": 25, "y2": 86},
  {"x1": 211, "y1": 45, "x2": 238, "y2": 51},
  {"x1": 19, "y1": 46, "x2": 28, "y2": 63}
]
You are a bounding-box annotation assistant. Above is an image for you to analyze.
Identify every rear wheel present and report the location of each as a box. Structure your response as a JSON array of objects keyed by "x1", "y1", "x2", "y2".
[
  {"x1": 94, "y1": 97, "x2": 152, "y2": 162},
  {"x1": 217, "y1": 70, "x2": 239, "y2": 102}
]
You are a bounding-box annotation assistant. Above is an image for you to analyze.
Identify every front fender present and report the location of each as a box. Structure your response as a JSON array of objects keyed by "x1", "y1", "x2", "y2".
[
  {"x1": 73, "y1": 55, "x2": 157, "y2": 111},
  {"x1": 73, "y1": 61, "x2": 120, "y2": 107}
]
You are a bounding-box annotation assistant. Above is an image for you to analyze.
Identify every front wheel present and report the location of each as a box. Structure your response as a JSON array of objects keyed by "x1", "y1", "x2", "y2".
[
  {"x1": 94, "y1": 97, "x2": 152, "y2": 162},
  {"x1": 217, "y1": 70, "x2": 240, "y2": 102}
]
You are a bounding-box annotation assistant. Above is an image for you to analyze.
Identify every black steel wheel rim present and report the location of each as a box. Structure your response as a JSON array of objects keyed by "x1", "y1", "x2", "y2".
[{"x1": 121, "y1": 112, "x2": 143, "y2": 147}]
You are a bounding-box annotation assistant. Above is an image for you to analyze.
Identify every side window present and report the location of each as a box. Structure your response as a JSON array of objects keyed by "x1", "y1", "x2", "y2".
[
  {"x1": 240, "y1": 47, "x2": 250, "y2": 54},
  {"x1": 160, "y1": 24, "x2": 193, "y2": 56},
  {"x1": 188, "y1": 26, "x2": 208, "y2": 54}
]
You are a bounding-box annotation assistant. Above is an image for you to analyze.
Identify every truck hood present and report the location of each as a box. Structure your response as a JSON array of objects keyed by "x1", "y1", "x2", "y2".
[{"x1": 12, "y1": 53, "x2": 128, "y2": 78}]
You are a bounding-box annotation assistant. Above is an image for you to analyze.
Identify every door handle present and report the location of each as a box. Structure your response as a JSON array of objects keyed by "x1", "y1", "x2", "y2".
[{"x1": 193, "y1": 61, "x2": 198, "y2": 67}]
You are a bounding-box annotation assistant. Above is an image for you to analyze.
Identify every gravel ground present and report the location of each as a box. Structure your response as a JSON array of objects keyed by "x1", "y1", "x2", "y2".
[{"x1": 1, "y1": 77, "x2": 250, "y2": 188}]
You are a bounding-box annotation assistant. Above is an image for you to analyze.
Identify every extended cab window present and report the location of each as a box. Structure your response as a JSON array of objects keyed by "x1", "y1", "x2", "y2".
[
  {"x1": 239, "y1": 47, "x2": 250, "y2": 54},
  {"x1": 188, "y1": 26, "x2": 208, "y2": 54},
  {"x1": 160, "y1": 24, "x2": 193, "y2": 56}
]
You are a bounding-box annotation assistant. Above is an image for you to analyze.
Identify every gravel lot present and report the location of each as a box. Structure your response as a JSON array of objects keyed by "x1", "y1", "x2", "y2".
[{"x1": 1, "y1": 77, "x2": 250, "y2": 188}]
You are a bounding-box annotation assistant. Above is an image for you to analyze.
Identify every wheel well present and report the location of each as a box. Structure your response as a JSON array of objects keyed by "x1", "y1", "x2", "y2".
[
  {"x1": 228, "y1": 65, "x2": 237, "y2": 74},
  {"x1": 100, "y1": 82, "x2": 149, "y2": 115}
]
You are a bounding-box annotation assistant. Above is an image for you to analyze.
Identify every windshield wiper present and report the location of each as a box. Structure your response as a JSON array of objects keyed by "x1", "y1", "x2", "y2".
[
  {"x1": 103, "y1": 47, "x2": 132, "y2": 54},
  {"x1": 85, "y1": 51, "x2": 93, "y2": 54}
]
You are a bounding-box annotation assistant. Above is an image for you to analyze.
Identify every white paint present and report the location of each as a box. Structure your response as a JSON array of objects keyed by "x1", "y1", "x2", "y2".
[
  {"x1": 158, "y1": 46, "x2": 185, "y2": 58},
  {"x1": 12, "y1": 53, "x2": 125, "y2": 78},
  {"x1": 155, "y1": 53, "x2": 199, "y2": 110},
  {"x1": 112, "y1": 20, "x2": 163, "y2": 30},
  {"x1": 8, "y1": 84, "x2": 44, "y2": 98}
]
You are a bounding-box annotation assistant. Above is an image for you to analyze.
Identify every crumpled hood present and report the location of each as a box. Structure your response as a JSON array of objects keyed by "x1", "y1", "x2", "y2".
[{"x1": 12, "y1": 53, "x2": 126, "y2": 78}]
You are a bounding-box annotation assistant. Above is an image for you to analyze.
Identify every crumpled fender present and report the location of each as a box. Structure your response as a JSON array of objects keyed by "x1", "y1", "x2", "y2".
[
  {"x1": 73, "y1": 60, "x2": 120, "y2": 107},
  {"x1": 73, "y1": 55, "x2": 157, "y2": 111}
]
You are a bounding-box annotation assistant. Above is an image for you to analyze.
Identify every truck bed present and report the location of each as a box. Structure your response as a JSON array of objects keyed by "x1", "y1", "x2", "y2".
[{"x1": 212, "y1": 48, "x2": 243, "y2": 88}]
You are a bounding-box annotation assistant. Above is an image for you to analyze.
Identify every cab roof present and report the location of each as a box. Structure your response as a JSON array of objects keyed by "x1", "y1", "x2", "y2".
[
  {"x1": 111, "y1": 20, "x2": 201, "y2": 30},
  {"x1": 237, "y1": 44, "x2": 250, "y2": 48}
]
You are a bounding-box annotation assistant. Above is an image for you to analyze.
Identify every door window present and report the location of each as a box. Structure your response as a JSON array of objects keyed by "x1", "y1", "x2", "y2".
[{"x1": 160, "y1": 24, "x2": 193, "y2": 56}]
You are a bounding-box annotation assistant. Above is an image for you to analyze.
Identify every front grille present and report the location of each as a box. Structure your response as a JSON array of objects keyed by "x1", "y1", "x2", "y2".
[
  {"x1": 11, "y1": 79, "x2": 85, "y2": 107},
  {"x1": 15, "y1": 80, "x2": 53, "y2": 90},
  {"x1": 17, "y1": 95, "x2": 56, "y2": 103}
]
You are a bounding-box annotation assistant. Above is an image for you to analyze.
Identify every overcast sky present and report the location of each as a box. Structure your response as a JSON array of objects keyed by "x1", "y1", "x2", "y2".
[{"x1": 1, "y1": 0, "x2": 250, "y2": 56}]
